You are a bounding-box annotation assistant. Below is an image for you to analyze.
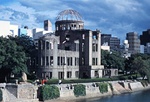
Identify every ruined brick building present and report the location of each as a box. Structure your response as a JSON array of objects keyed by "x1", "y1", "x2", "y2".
[{"x1": 37, "y1": 9, "x2": 104, "y2": 79}]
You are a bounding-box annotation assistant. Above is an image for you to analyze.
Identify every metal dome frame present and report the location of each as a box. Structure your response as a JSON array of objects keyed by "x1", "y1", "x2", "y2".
[{"x1": 56, "y1": 9, "x2": 83, "y2": 21}]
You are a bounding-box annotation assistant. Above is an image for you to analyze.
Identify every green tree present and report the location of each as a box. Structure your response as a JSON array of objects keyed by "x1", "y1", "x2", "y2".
[
  {"x1": 101, "y1": 50, "x2": 125, "y2": 71},
  {"x1": 139, "y1": 59, "x2": 150, "y2": 82},
  {"x1": 128, "y1": 55, "x2": 150, "y2": 82},
  {"x1": 130, "y1": 56, "x2": 144, "y2": 76},
  {"x1": 8, "y1": 35, "x2": 38, "y2": 76},
  {"x1": 0, "y1": 37, "x2": 27, "y2": 82},
  {"x1": 8, "y1": 35, "x2": 37, "y2": 57}
]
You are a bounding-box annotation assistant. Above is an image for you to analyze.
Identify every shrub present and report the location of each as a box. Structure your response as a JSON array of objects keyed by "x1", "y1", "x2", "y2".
[
  {"x1": 98, "y1": 82, "x2": 108, "y2": 94},
  {"x1": 0, "y1": 89, "x2": 2, "y2": 101},
  {"x1": 45, "y1": 77, "x2": 119, "y2": 85},
  {"x1": 74, "y1": 84, "x2": 86, "y2": 97},
  {"x1": 39, "y1": 85, "x2": 60, "y2": 101},
  {"x1": 46, "y1": 79, "x2": 59, "y2": 84},
  {"x1": 109, "y1": 83, "x2": 113, "y2": 91}
]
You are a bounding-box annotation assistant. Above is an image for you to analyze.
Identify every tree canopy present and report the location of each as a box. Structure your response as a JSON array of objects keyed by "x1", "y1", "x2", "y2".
[
  {"x1": 8, "y1": 35, "x2": 37, "y2": 57},
  {"x1": 0, "y1": 35, "x2": 38, "y2": 82},
  {"x1": 101, "y1": 50, "x2": 150, "y2": 82},
  {"x1": 126, "y1": 54, "x2": 150, "y2": 82},
  {"x1": 101, "y1": 50, "x2": 125, "y2": 70},
  {"x1": 0, "y1": 37, "x2": 27, "y2": 80},
  {"x1": 8, "y1": 35, "x2": 38, "y2": 73}
]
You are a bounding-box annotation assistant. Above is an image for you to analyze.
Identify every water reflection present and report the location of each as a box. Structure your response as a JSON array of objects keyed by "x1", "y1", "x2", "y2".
[{"x1": 75, "y1": 90, "x2": 150, "y2": 102}]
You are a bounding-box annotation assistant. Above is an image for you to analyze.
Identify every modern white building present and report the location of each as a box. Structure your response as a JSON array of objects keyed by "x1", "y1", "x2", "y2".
[
  {"x1": 33, "y1": 20, "x2": 53, "y2": 40},
  {"x1": 0, "y1": 20, "x2": 53, "y2": 38},
  {"x1": 0, "y1": 20, "x2": 18, "y2": 37},
  {"x1": 18, "y1": 26, "x2": 33, "y2": 37},
  {"x1": 101, "y1": 45, "x2": 110, "y2": 51}
]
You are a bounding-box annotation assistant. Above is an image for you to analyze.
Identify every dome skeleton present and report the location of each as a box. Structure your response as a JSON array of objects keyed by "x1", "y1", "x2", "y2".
[{"x1": 56, "y1": 9, "x2": 83, "y2": 21}]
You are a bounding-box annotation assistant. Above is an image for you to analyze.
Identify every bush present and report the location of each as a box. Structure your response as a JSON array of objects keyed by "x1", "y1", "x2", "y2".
[
  {"x1": 98, "y1": 82, "x2": 108, "y2": 94},
  {"x1": 0, "y1": 89, "x2": 2, "y2": 101},
  {"x1": 46, "y1": 79, "x2": 59, "y2": 84},
  {"x1": 39, "y1": 85, "x2": 60, "y2": 101},
  {"x1": 119, "y1": 76, "x2": 126, "y2": 80},
  {"x1": 74, "y1": 84, "x2": 86, "y2": 97},
  {"x1": 46, "y1": 77, "x2": 119, "y2": 85}
]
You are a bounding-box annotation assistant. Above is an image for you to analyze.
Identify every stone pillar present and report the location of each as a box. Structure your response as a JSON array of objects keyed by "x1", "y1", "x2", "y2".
[
  {"x1": 52, "y1": 39, "x2": 58, "y2": 79},
  {"x1": 64, "y1": 67, "x2": 67, "y2": 79},
  {"x1": 71, "y1": 70, "x2": 74, "y2": 79},
  {"x1": 40, "y1": 40, "x2": 42, "y2": 50},
  {"x1": 64, "y1": 51, "x2": 67, "y2": 79},
  {"x1": 52, "y1": 69, "x2": 58, "y2": 79},
  {"x1": 97, "y1": 32, "x2": 101, "y2": 65},
  {"x1": 53, "y1": 39, "x2": 58, "y2": 68},
  {"x1": 91, "y1": 70, "x2": 95, "y2": 78},
  {"x1": 88, "y1": 31, "x2": 93, "y2": 66},
  {"x1": 99, "y1": 70, "x2": 103, "y2": 77},
  {"x1": 44, "y1": 40, "x2": 46, "y2": 66},
  {"x1": 84, "y1": 31, "x2": 92, "y2": 66},
  {"x1": 21, "y1": 72, "x2": 27, "y2": 82},
  {"x1": 72, "y1": 57, "x2": 75, "y2": 66}
]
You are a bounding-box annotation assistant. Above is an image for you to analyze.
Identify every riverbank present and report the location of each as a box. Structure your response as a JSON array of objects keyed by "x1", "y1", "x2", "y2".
[
  {"x1": 45, "y1": 80, "x2": 150, "y2": 102},
  {"x1": 1, "y1": 80, "x2": 150, "y2": 102}
]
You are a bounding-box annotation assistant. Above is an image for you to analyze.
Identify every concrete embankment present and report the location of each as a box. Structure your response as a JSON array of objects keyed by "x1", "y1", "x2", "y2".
[
  {"x1": 1, "y1": 80, "x2": 150, "y2": 102},
  {"x1": 45, "y1": 81, "x2": 150, "y2": 102}
]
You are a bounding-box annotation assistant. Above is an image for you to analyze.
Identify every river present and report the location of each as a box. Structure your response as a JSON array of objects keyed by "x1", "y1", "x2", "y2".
[{"x1": 76, "y1": 89, "x2": 150, "y2": 102}]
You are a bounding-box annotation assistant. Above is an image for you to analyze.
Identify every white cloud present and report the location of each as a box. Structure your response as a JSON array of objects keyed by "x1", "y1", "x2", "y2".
[
  {"x1": 7, "y1": 2, "x2": 35, "y2": 14},
  {"x1": 84, "y1": 20, "x2": 98, "y2": 29},
  {"x1": 0, "y1": 0, "x2": 150, "y2": 39}
]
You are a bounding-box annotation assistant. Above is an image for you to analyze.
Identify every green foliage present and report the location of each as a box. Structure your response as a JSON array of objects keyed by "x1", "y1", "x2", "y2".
[
  {"x1": 98, "y1": 82, "x2": 108, "y2": 94},
  {"x1": 8, "y1": 35, "x2": 36, "y2": 57},
  {"x1": 39, "y1": 85, "x2": 60, "y2": 101},
  {"x1": 109, "y1": 83, "x2": 113, "y2": 91},
  {"x1": 101, "y1": 50, "x2": 125, "y2": 70},
  {"x1": 0, "y1": 89, "x2": 2, "y2": 101},
  {"x1": 8, "y1": 35, "x2": 38, "y2": 74},
  {"x1": 0, "y1": 37, "x2": 27, "y2": 80},
  {"x1": 46, "y1": 77, "x2": 119, "y2": 84},
  {"x1": 46, "y1": 79, "x2": 59, "y2": 84},
  {"x1": 124, "y1": 54, "x2": 150, "y2": 82},
  {"x1": 74, "y1": 84, "x2": 86, "y2": 97}
]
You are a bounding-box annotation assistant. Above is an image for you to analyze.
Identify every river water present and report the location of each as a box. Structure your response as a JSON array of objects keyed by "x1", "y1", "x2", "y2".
[{"x1": 76, "y1": 89, "x2": 150, "y2": 102}]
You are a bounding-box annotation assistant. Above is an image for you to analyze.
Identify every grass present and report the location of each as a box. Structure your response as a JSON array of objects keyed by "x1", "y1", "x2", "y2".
[{"x1": 45, "y1": 77, "x2": 119, "y2": 84}]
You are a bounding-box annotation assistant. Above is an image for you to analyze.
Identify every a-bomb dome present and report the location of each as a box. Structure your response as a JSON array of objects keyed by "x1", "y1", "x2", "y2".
[{"x1": 56, "y1": 9, "x2": 82, "y2": 21}]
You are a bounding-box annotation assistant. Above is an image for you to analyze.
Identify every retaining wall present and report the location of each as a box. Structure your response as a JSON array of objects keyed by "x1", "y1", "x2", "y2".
[{"x1": 1, "y1": 81, "x2": 150, "y2": 102}]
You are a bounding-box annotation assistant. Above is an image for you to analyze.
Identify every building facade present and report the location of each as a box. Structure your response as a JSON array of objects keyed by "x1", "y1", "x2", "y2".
[
  {"x1": 101, "y1": 34, "x2": 120, "y2": 51},
  {"x1": 18, "y1": 26, "x2": 33, "y2": 37},
  {"x1": 33, "y1": 20, "x2": 53, "y2": 40},
  {"x1": 101, "y1": 34, "x2": 111, "y2": 46},
  {"x1": 109, "y1": 37, "x2": 120, "y2": 51},
  {"x1": 0, "y1": 20, "x2": 18, "y2": 37},
  {"x1": 140, "y1": 29, "x2": 150, "y2": 46},
  {"x1": 37, "y1": 10, "x2": 104, "y2": 79},
  {"x1": 126, "y1": 32, "x2": 140, "y2": 54}
]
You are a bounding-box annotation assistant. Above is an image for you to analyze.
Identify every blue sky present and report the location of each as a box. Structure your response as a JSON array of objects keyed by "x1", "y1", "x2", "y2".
[{"x1": 0, "y1": 0, "x2": 150, "y2": 41}]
